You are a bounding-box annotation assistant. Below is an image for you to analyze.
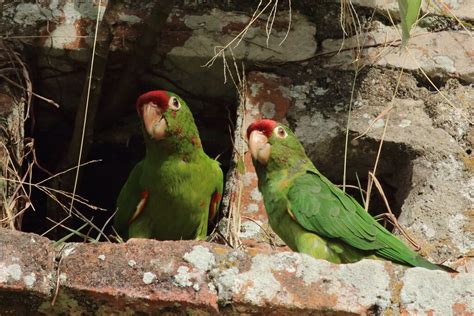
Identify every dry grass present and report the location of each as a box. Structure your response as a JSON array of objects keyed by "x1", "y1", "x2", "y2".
[
  {"x1": 205, "y1": 0, "x2": 292, "y2": 75},
  {"x1": 0, "y1": 2, "x2": 112, "y2": 243}
]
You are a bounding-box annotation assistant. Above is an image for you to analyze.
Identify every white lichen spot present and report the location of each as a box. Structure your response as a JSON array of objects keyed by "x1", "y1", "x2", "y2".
[
  {"x1": 399, "y1": 119, "x2": 411, "y2": 128},
  {"x1": 174, "y1": 266, "x2": 193, "y2": 287},
  {"x1": 118, "y1": 13, "x2": 141, "y2": 24},
  {"x1": 314, "y1": 86, "x2": 329, "y2": 96},
  {"x1": 420, "y1": 223, "x2": 436, "y2": 239},
  {"x1": 213, "y1": 267, "x2": 239, "y2": 303},
  {"x1": 59, "y1": 273, "x2": 67, "y2": 283},
  {"x1": 295, "y1": 100, "x2": 306, "y2": 110},
  {"x1": 23, "y1": 273, "x2": 36, "y2": 289},
  {"x1": 250, "y1": 187, "x2": 263, "y2": 202},
  {"x1": 353, "y1": 99, "x2": 367, "y2": 108},
  {"x1": 208, "y1": 282, "x2": 217, "y2": 294},
  {"x1": 432, "y1": 55, "x2": 456, "y2": 73},
  {"x1": 273, "y1": 252, "x2": 300, "y2": 273},
  {"x1": 334, "y1": 260, "x2": 391, "y2": 311},
  {"x1": 289, "y1": 84, "x2": 309, "y2": 101},
  {"x1": 0, "y1": 263, "x2": 22, "y2": 283},
  {"x1": 97, "y1": 254, "x2": 105, "y2": 261},
  {"x1": 294, "y1": 112, "x2": 339, "y2": 145},
  {"x1": 183, "y1": 246, "x2": 216, "y2": 272},
  {"x1": 13, "y1": 4, "x2": 43, "y2": 26},
  {"x1": 245, "y1": 203, "x2": 259, "y2": 213},
  {"x1": 242, "y1": 172, "x2": 257, "y2": 186},
  {"x1": 192, "y1": 283, "x2": 200, "y2": 291},
  {"x1": 295, "y1": 256, "x2": 391, "y2": 312},
  {"x1": 44, "y1": 24, "x2": 78, "y2": 49},
  {"x1": 369, "y1": 118, "x2": 385, "y2": 129},
  {"x1": 142, "y1": 272, "x2": 156, "y2": 285},
  {"x1": 234, "y1": 254, "x2": 288, "y2": 304},
  {"x1": 128, "y1": 260, "x2": 137, "y2": 268},
  {"x1": 334, "y1": 103, "x2": 345, "y2": 112},
  {"x1": 250, "y1": 82, "x2": 264, "y2": 98},
  {"x1": 401, "y1": 267, "x2": 474, "y2": 314},
  {"x1": 260, "y1": 102, "x2": 276, "y2": 119},
  {"x1": 239, "y1": 220, "x2": 262, "y2": 239}
]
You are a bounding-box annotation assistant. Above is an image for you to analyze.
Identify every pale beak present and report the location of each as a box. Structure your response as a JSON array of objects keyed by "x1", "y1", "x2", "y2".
[
  {"x1": 249, "y1": 130, "x2": 271, "y2": 165},
  {"x1": 143, "y1": 102, "x2": 167, "y2": 140}
]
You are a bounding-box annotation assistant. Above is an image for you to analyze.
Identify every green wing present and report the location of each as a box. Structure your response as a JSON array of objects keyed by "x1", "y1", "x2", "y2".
[
  {"x1": 287, "y1": 170, "x2": 425, "y2": 266},
  {"x1": 195, "y1": 158, "x2": 224, "y2": 240},
  {"x1": 113, "y1": 161, "x2": 143, "y2": 239}
]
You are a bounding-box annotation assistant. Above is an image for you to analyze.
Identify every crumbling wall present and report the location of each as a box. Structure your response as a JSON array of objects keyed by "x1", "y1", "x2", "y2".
[{"x1": 0, "y1": 0, "x2": 473, "y2": 314}]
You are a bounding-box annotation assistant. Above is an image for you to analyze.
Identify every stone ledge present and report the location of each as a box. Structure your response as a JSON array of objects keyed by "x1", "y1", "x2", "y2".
[{"x1": 0, "y1": 228, "x2": 472, "y2": 314}]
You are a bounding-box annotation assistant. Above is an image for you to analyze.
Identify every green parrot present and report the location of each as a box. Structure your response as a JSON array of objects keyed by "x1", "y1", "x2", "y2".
[
  {"x1": 114, "y1": 90, "x2": 223, "y2": 241},
  {"x1": 246, "y1": 119, "x2": 454, "y2": 271}
]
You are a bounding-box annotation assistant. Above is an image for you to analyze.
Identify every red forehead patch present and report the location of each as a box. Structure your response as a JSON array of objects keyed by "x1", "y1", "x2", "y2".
[
  {"x1": 246, "y1": 119, "x2": 277, "y2": 139},
  {"x1": 135, "y1": 90, "x2": 169, "y2": 115}
]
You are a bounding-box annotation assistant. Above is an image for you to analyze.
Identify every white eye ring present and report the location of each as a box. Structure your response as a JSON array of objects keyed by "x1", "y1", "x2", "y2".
[
  {"x1": 168, "y1": 97, "x2": 181, "y2": 110},
  {"x1": 274, "y1": 126, "x2": 287, "y2": 138}
]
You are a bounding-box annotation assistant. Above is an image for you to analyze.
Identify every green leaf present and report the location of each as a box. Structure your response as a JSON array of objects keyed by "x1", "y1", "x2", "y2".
[{"x1": 398, "y1": 0, "x2": 421, "y2": 47}]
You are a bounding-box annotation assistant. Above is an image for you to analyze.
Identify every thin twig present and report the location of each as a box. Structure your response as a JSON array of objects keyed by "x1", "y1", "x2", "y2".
[
  {"x1": 0, "y1": 75, "x2": 59, "y2": 108},
  {"x1": 67, "y1": 0, "x2": 103, "y2": 215},
  {"x1": 369, "y1": 172, "x2": 421, "y2": 250}
]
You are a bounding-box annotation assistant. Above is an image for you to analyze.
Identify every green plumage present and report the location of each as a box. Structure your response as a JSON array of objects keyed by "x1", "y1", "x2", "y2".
[
  {"x1": 252, "y1": 122, "x2": 452, "y2": 271},
  {"x1": 114, "y1": 91, "x2": 223, "y2": 240}
]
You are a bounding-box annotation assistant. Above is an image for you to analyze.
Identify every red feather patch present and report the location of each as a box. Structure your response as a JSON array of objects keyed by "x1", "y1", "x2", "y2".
[
  {"x1": 246, "y1": 119, "x2": 277, "y2": 139},
  {"x1": 209, "y1": 191, "x2": 222, "y2": 221},
  {"x1": 136, "y1": 90, "x2": 169, "y2": 116},
  {"x1": 128, "y1": 190, "x2": 149, "y2": 225}
]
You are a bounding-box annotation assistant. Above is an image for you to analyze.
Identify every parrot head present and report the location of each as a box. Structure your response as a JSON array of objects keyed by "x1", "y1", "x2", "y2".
[
  {"x1": 247, "y1": 119, "x2": 308, "y2": 171},
  {"x1": 135, "y1": 90, "x2": 200, "y2": 145}
]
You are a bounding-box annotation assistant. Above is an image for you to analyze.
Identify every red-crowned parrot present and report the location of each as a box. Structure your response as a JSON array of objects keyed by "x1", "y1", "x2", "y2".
[
  {"x1": 246, "y1": 118, "x2": 455, "y2": 271},
  {"x1": 114, "y1": 90, "x2": 223, "y2": 240}
]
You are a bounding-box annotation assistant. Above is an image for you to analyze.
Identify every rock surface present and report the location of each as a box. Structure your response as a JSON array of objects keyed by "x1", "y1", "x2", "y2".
[
  {"x1": 1, "y1": 0, "x2": 473, "y2": 314},
  {"x1": 1, "y1": 229, "x2": 473, "y2": 314}
]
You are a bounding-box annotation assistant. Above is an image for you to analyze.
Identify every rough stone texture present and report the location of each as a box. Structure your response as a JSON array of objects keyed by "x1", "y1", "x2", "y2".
[
  {"x1": 231, "y1": 68, "x2": 472, "y2": 264},
  {"x1": 348, "y1": 0, "x2": 474, "y2": 21},
  {"x1": 39, "y1": 239, "x2": 220, "y2": 315},
  {"x1": 0, "y1": 229, "x2": 55, "y2": 314},
  {"x1": 153, "y1": 8, "x2": 316, "y2": 100},
  {"x1": 1, "y1": 1, "x2": 473, "y2": 314},
  {"x1": 1, "y1": 229, "x2": 472, "y2": 314},
  {"x1": 2, "y1": 1, "x2": 316, "y2": 101},
  {"x1": 281, "y1": 66, "x2": 473, "y2": 263},
  {"x1": 322, "y1": 25, "x2": 474, "y2": 83},
  {"x1": 400, "y1": 267, "x2": 474, "y2": 315}
]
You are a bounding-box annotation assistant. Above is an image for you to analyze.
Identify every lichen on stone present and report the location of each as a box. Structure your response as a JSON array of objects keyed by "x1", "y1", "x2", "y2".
[
  {"x1": 142, "y1": 272, "x2": 156, "y2": 285},
  {"x1": 183, "y1": 245, "x2": 216, "y2": 272}
]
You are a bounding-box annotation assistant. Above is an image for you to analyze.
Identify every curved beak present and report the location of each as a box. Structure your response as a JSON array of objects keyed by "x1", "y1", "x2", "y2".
[
  {"x1": 143, "y1": 102, "x2": 167, "y2": 141},
  {"x1": 248, "y1": 130, "x2": 271, "y2": 165}
]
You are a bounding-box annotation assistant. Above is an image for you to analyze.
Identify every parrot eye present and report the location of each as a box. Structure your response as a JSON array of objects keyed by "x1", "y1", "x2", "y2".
[
  {"x1": 274, "y1": 126, "x2": 288, "y2": 138},
  {"x1": 169, "y1": 97, "x2": 181, "y2": 110}
]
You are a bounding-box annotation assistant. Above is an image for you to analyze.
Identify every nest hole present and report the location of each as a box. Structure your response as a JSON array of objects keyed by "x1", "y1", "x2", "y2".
[{"x1": 20, "y1": 54, "x2": 238, "y2": 241}]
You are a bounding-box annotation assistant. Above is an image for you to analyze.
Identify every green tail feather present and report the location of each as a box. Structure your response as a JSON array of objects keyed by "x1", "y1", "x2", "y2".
[{"x1": 413, "y1": 255, "x2": 457, "y2": 272}]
